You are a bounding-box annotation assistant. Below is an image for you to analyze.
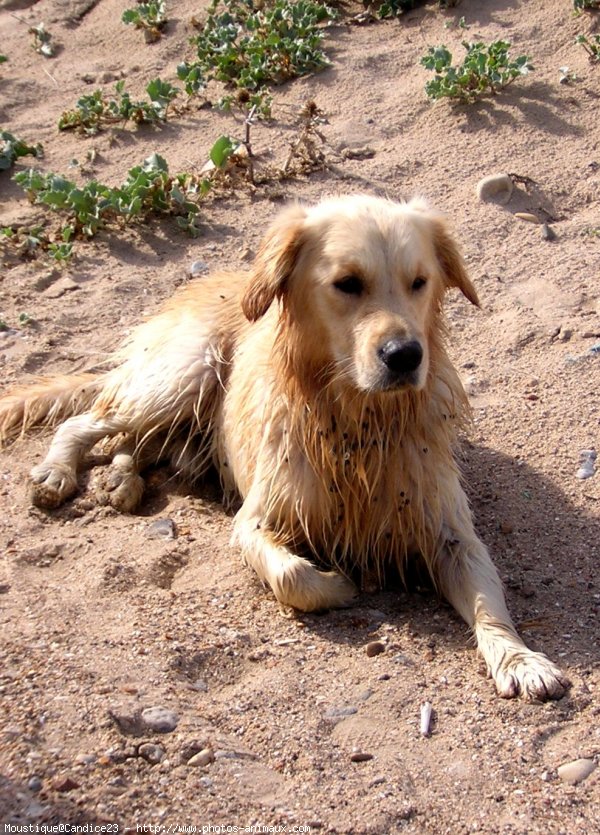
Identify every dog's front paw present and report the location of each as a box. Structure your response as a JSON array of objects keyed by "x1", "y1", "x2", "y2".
[
  {"x1": 493, "y1": 650, "x2": 570, "y2": 701},
  {"x1": 94, "y1": 466, "x2": 145, "y2": 513},
  {"x1": 30, "y1": 463, "x2": 78, "y2": 508},
  {"x1": 272, "y1": 559, "x2": 357, "y2": 612}
]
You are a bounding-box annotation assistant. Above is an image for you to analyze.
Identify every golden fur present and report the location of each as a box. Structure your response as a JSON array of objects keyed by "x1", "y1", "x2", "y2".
[{"x1": 0, "y1": 194, "x2": 569, "y2": 701}]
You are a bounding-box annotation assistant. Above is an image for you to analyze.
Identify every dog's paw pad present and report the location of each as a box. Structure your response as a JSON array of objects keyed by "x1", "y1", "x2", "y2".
[
  {"x1": 495, "y1": 651, "x2": 570, "y2": 702},
  {"x1": 29, "y1": 463, "x2": 78, "y2": 508}
]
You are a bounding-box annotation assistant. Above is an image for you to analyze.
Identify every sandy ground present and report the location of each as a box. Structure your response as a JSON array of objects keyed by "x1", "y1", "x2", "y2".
[{"x1": 1, "y1": 0, "x2": 599, "y2": 832}]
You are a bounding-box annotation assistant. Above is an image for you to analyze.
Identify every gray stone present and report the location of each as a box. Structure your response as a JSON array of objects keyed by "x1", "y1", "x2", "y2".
[
  {"x1": 323, "y1": 706, "x2": 358, "y2": 722},
  {"x1": 146, "y1": 519, "x2": 177, "y2": 540},
  {"x1": 138, "y1": 743, "x2": 165, "y2": 764},
  {"x1": 140, "y1": 706, "x2": 179, "y2": 734}
]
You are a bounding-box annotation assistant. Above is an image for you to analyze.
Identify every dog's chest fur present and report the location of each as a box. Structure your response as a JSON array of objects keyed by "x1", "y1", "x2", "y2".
[{"x1": 220, "y1": 356, "x2": 465, "y2": 579}]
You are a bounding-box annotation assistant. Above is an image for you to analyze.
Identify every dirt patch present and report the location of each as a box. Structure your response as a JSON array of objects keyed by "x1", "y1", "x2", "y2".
[{"x1": 1, "y1": 0, "x2": 599, "y2": 832}]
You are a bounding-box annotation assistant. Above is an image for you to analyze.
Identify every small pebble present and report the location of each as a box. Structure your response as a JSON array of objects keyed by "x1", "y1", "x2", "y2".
[
  {"x1": 140, "y1": 706, "x2": 179, "y2": 734},
  {"x1": 146, "y1": 518, "x2": 177, "y2": 540},
  {"x1": 476, "y1": 173, "x2": 513, "y2": 204},
  {"x1": 323, "y1": 706, "x2": 358, "y2": 721},
  {"x1": 365, "y1": 641, "x2": 385, "y2": 657},
  {"x1": 179, "y1": 738, "x2": 211, "y2": 764},
  {"x1": 189, "y1": 260, "x2": 209, "y2": 277},
  {"x1": 420, "y1": 701, "x2": 433, "y2": 737},
  {"x1": 542, "y1": 223, "x2": 557, "y2": 241},
  {"x1": 53, "y1": 776, "x2": 80, "y2": 793},
  {"x1": 138, "y1": 743, "x2": 165, "y2": 765},
  {"x1": 27, "y1": 776, "x2": 42, "y2": 793},
  {"x1": 557, "y1": 758, "x2": 597, "y2": 785},
  {"x1": 187, "y1": 748, "x2": 215, "y2": 767},
  {"x1": 342, "y1": 146, "x2": 376, "y2": 160},
  {"x1": 368, "y1": 775, "x2": 386, "y2": 787},
  {"x1": 350, "y1": 751, "x2": 373, "y2": 763},
  {"x1": 576, "y1": 450, "x2": 597, "y2": 480}
]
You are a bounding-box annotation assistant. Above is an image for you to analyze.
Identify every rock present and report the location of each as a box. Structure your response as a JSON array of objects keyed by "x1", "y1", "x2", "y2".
[
  {"x1": 576, "y1": 450, "x2": 597, "y2": 480},
  {"x1": 140, "y1": 706, "x2": 179, "y2": 734},
  {"x1": 138, "y1": 743, "x2": 165, "y2": 764},
  {"x1": 350, "y1": 751, "x2": 373, "y2": 762},
  {"x1": 341, "y1": 146, "x2": 376, "y2": 160},
  {"x1": 27, "y1": 776, "x2": 42, "y2": 792},
  {"x1": 323, "y1": 706, "x2": 358, "y2": 722},
  {"x1": 187, "y1": 748, "x2": 215, "y2": 767},
  {"x1": 53, "y1": 776, "x2": 80, "y2": 793},
  {"x1": 179, "y1": 738, "x2": 211, "y2": 764},
  {"x1": 365, "y1": 641, "x2": 385, "y2": 657},
  {"x1": 476, "y1": 173, "x2": 513, "y2": 205},
  {"x1": 146, "y1": 518, "x2": 177, "y2": 540},
  {"x1": 542, "y1": 223, "x2": 557, "y2": 241},
  {"x1": 189, "y1": 260, "x2": 209, "y2": 277},
  {"x1": 557, "y1": 758, "x2": 597, "y2": 785}
]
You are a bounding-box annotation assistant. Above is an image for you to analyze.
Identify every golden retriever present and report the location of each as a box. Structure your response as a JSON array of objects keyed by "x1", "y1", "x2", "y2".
[{"x1": 0, "y1": 194, "x2": 569, "y2": 701}]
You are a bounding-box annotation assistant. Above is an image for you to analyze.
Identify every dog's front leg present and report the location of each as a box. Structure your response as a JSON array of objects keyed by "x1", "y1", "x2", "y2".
[
  {"x1": 434, "y1": 517, "x2": 570, "y2": 700},
  {"x1": 232, "y1": 489, "x2": 356, "y2": 612}
]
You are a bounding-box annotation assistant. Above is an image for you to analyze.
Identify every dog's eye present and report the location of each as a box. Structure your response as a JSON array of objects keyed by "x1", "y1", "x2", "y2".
[
  {"x1": 411, "y1": 276, "x2": 427, "y2": 291},
  {"x1": 333, "y1": 275, "x2": 364, "y2": 296}
]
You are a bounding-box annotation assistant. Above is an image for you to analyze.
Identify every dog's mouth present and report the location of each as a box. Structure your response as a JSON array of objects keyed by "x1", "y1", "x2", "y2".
[{"x1": 378, "y1": 369, "x2": 423, "y2": 392}]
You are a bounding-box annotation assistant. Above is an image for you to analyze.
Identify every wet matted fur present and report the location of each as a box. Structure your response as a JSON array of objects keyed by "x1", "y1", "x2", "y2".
[{"x1": 0, "y1": 195, "x2": 569, "y2": 701}]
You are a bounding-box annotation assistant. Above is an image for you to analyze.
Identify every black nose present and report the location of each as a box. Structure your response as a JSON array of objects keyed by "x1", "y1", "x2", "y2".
[{"x1": 378, "y1": 339, "x2": 423, "y2": 374}]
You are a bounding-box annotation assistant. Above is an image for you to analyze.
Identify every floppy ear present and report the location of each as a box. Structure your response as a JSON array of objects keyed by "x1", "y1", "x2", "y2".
[
  {"x1": 408, "y1": 198, "x2": 480, "y2": 307},
  {"x1": 241, "y1": 204, "x2": 308, "y2": 321},
  {"x1": 431, "y1": 217, "x2": 480, "y2": 307}
]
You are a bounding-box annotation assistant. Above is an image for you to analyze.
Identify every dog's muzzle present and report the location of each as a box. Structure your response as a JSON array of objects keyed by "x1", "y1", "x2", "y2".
[{"x1": 377, "y1": 338, "x2": 423, "y2": 388}]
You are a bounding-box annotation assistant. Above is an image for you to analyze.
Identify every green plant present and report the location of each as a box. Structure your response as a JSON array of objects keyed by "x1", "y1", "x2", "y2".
[
  {"x1": 122, "y1": 1, "x2": 168, "y2": 42},
  {"x1": 574, "y1": 0, "x2": 600, "y2": 10},
  {"x1": 377, "y1": 0, "x2": 415, "y2": 20},
  {"x1": 13, "y1": 153, "x2": 220, "y2": 244},
  {"x1": 179, "y1": 0, "x2": 334, "y2": 115},
  {"x1": 576, "y1": 32, "x2": 600, "y2": 60},
  {"x1": 1, "y1": 221, "x2": 76, "y2": 264},
  {"x1": 421, "y1": 41, "x2": 533, "y2": 103},
  {"x1": 0, "y1": 54, "x2": 7, "y2": 64},
  {"x1": 58, "y1": 79, "x2": 180, "y2": 134},
  {"x1": 29, "y1": 23, "x2": 55, "y2": 57},
  {"x1": 1, "y1": 130, "x2": 42, "y2": 171}
]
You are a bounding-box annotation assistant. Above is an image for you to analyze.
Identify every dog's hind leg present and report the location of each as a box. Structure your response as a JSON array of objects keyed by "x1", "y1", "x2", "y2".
[{"x1": 30, "y1": 413, "x2": 130, "y2": 508}]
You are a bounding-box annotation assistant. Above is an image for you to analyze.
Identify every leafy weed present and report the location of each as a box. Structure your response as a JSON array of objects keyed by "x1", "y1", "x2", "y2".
[
  {"x1": 421, "y1": 41, "x2": 533, "y2": 103},
  {"x1": 58, "y1": 79, "x2": 180, "y2": 134},
  {"x1": 29, "y1": 23, "x2": 55, "y2": 57},
  {"x1": 1, "y1": 130, "x2": 42, "y2": 171},
  {"x1": 576, "y1": 32, "x2": 600, "y2": 61},
  {"x1": 179, "y1": 0, "x2": 334, "y2": 116},
  {"x1": 122, "y1": 1, "x2": 168, "y2": 42}
]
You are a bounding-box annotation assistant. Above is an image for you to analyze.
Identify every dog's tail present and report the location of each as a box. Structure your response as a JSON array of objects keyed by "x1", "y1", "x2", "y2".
[{"x1": 0, "y1": 372, "x2": 102, "y2": 445}]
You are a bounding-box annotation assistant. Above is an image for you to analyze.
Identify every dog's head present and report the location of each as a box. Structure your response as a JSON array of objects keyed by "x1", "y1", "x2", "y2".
[{"x1": 242, "y1": 195, "x2": 479, "y2": 394}]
